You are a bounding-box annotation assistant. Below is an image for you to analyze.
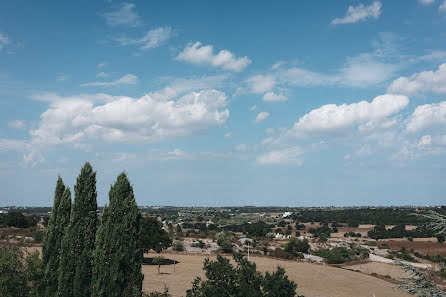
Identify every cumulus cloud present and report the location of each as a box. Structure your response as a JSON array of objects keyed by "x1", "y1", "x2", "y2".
[
  {"x1": 406, "y1": 101, "x2": 446, "y2": 132},
  {"x1": 81, "y1": 74, "x2": 139, "y2": 87},
  {"x1": 263, "y1": 92, "x2": 288, "y2": 102},
  {"x1": 245, "y1": 75, "x2": 276, "y2": 94},
  {"x1": 288, "y1": 94, "x2": 409, "y2": 136},
  {"x1": 332, "y1": 1, "x2": 382, "y2": 25},
  {"x1": 419, "y1": 0, "x2": 435, "y2": 4},
  {"x1": 224, "y1": 132, "x2": 232, "y2": 138},
  {"x1": 103, "y1": 2, "x2": 141, "y2": 27},
  {"x1": 116, "y1": 27, "x2": 173, "y2": 50},
  {"x1": 176, "y1": 42, "x2": 251, "y2": 72},
  {"x1": 281, "y1": 55, "x2": 397, "y2": 88},
  {"x1": 388, "y1": 63, "x2": 446, "y2": 96},
  {"x1": 8, "y1": 120, "x2": 25, "y2": 129},
  {"x1": 256, "y1": 147, "x2": 303, "y2": 165},
  {"x1": 255, "y1": 112, "x2": 270, "y2": 123},
  {"x1": 29, "y1": 89, "x2": 229, "y2": 147}
]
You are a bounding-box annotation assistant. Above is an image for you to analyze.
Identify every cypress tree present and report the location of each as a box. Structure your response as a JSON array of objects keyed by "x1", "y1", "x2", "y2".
[
  {"x1": 57, "y1": 162, "x2": 97, "y2": 297},
  {"x1": 92, "y1": 172, "x2": 143, "y2": 297},
  {"x1": 42, "y1": 177, "x2": 66, "y2": 296},
  {"x1": 43, "y1": 183, "x2": 72, "y2": 296}
]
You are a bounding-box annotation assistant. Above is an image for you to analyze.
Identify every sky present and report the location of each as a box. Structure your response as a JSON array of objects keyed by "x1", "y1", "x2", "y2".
[{"x1": 1, "y1": 0, "x2": 446, "y2": 207}]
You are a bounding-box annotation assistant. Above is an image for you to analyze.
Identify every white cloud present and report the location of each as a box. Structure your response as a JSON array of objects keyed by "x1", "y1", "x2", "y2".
[
  {"x1": 96, "y1": 72, "x2": 109, "y2": 78},
  {"x1": 245, "y1": 75, "x2": 276, "y2": 94},
  {"x1": 224, "y1": 132, "x2": 232, "y2": 138},
  {"x1": 289, "y1": 94, "x2": 409, "y2": 136},
  {"x1": 419, "y1": 0, "x2": 435, "y2": 4},
  {"x1": 0, "y1": 33, "x2": 9, "y2": 51},
  {"x1": 255, "y1": 112, "x2": 270, "y2": 123},
  {"x1": 256, "y1": 147, "x2": 303, "y2": 165},
  {"x1": 103, "y1": 2, "x2": 141, "y2": 27},
  {"x1": 440, "y1": 0, "x2": 446, "y2": 11},
  {"x1": 56, "y1": 74, "x2": 70, "y2": 82},
  {"x1": 8, "y1": 120, "x2": 25, "y2": 129},
  {"x1": 29, "y1": 89, "x2": 229, "y2": 147},
  {"x1": 97, "y1": 61, "x2": 108, "y2": 68},
  {"x1": 148, "y1": 74, "x2": 228, "y2": 101},
  {"x1": 176, "y1": 42, "x2": 251, "y2": 72},
  {"x1": 281, "y1": 55, "x2": 397, "y2": 88},
  {"x1": 263, "y1": 91, "x2": 288, "y2": 102},
  {"x1": 388, "y1": 63, "x2": 446, "y2": 96},
  {"x1": 81, "y1": 74, "x2": 139, "y2": 87},
  {"x1": 406, "y1": 101, "x2": 446, "y2": 132},
  {"x1": 332, "y1": 1, "x2": 382, "y2": 25},
  {"x1": 250, "y1": 105, "x2": 257, "y2": 111},
  {"x1": 235, "y1": 144, "x2": 248, "y2": 151},
  {"x1": 116, "y1": 27, "x2": 173, "y2": 50}
]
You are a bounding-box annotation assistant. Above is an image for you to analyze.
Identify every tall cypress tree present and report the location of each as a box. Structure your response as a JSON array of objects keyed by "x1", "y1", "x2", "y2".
[
  {"x1": 57, "y1": 162, "x2": 97, "y2": 297},
  {"x1": 92, "y1": 172, "x2": 143, "y2": 297},
  {"x1": 42, "y1": 177, "x2": 66, "y2": 296}
]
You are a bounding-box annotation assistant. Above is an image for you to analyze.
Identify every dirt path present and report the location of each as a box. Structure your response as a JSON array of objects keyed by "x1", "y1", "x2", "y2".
[{"x1": 142, "y1": 252, "x2": 410, "y2": 297}]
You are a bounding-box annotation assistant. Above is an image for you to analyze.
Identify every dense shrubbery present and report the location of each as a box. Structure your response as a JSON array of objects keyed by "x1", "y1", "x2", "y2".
[{"x1": 315, "y1": 245, "x2": 369, "y2": 264}]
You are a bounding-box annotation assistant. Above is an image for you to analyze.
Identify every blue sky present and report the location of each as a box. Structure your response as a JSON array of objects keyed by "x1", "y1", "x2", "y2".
[{"x1": 1, "y1": 0, "x2": 446, "y2": 206}]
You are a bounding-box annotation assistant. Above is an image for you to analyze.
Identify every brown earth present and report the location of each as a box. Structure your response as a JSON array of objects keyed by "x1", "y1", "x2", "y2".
[
  {"x1": 142, "y1": 252, "x2": 410, "y2": 297},
  {"x1": 380, "y1": 240, "x2": 446, "y2": 256}
]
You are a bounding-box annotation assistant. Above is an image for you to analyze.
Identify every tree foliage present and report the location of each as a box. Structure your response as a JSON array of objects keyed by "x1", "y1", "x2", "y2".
[
  {"x1": 42, "y1": 177, "x2": 71, "y2": 297},
  {"x1": 92, "y1": 172, "x2": 143, "y2": 297},
  {"x1": 57, "y1": 162, "x2": 97, "y2": 297},
  {"x1": 186, "y1": 254, "x2": 297, "y2": 297},
  {"x1": 0, "y1": 245, "x2": 44, "y2": 297},
  {"x1": 140, "y1": 216, "x2": 172, "y2": 253}
]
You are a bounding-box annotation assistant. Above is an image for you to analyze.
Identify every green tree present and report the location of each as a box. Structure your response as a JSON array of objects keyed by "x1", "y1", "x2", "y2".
[
  {"x1": 42, "y1": 178, "x2": 71, "y2": 297},
  {"x1": 58, "y1": 162, "x2": 97, "y2": 297},
  {"x1": 140, "y1": 217, "x2": 172, "y2": 253},
  {"x1": 186, "y1": 254, "x2": 297, "y2": 297},
  {"x1": 92, "y1": 172, "x2": 143, "y2": 297},
  {"x1": 0, "y1": 245, "x2": 44, "y2": 297}
]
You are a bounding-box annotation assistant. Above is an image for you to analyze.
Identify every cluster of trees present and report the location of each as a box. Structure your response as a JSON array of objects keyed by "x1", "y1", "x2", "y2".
[
  {"x1": 222, "y1": 221, "x2": 273, "y2": 238},
  {"x1": 186, "y1": 254, "x2": 299, "y2": 297},
  {"x1": 2, "y1": 163, "x2": 144, "y2": 297},
  {"x1": 0, "y1": 211, "x2": 37, "y2": 228}
]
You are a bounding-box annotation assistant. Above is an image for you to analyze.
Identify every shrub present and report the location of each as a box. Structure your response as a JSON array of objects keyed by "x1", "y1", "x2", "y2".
[{"x1": 172, "y1": 240, "x2": 185, "y2": 251}]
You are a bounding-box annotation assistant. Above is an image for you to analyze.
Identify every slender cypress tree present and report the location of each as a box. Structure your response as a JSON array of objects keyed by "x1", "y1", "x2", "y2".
[
  {"x1": 57, "y1": 162, "x2": 97, "y2": 297},
  {"x1": 92, "y1": 172, "x2": 143, "y2": 297},
  {"x1": 42, "y1": 177, "x2": 66, "y2": 296}
]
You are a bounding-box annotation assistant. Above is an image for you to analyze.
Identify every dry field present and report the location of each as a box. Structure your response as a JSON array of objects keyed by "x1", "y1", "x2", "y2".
[
  {"x1": 380, "y1": 240, "x2": 446, "y2": 256},
  {"x1": 142, "y1": 252, "x2": 411, "y2": 297}
]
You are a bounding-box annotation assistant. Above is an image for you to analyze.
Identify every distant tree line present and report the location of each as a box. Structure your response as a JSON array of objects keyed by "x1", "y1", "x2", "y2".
[
  {"x1": 292, "y1": 208, "x2": 441, "y2": 226},
  {"x1": 0, "y1": 211, "x2": 37, "y2": 228},
  {"x1": 367, "y1": 224, "x2": 435, "y2": 240}
]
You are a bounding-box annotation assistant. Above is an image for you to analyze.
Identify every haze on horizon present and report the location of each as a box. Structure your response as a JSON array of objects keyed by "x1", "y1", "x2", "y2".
[{"x1": 1, "y1": 0, "x2": 446, "y2": 207}]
